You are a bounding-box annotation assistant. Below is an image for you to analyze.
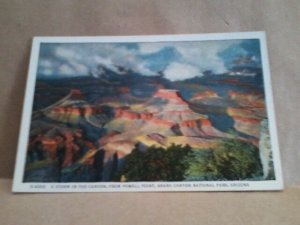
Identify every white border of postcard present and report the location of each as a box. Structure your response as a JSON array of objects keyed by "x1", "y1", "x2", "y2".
[{"x1": 12, "y1": 32, "x2": 283, "y2": 192}]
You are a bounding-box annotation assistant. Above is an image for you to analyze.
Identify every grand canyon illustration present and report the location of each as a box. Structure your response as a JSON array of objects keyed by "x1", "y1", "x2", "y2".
[{"x1": 24, "y1": 40, "x2": 275, "y2": 182}]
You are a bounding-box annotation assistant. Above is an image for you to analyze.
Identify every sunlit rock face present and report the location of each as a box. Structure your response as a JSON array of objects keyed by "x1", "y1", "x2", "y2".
[
  {"x1": 190, "y1": 90, "x2": 220, "y2": 101},
  {"x1": 227, "y1": 90, "x2": 267, "y2": 138},
  {"x1": 104, "y1": 89, "x2": 226, "y2": 151}
]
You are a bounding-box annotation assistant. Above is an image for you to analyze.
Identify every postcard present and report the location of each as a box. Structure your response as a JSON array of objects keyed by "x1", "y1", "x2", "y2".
[{"x1": 13, "y1": 32, "x2": 283, "y2": 192}]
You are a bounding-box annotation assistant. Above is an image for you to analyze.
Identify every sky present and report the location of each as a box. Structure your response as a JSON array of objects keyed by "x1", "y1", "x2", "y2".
[{"x1": 37, "y1": 39, "x2": 261, "y2": 81}]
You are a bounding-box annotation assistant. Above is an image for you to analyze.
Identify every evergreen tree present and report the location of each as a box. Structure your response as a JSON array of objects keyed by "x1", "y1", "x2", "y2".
[
  {"x1": 214, "y1": 138, "x2": 262, "y2": 180},
  {"x1": 120, "y1": 144, "x2": 192, "y2": 181},
  {"x1": 93, "y1": 149, "x2": 105, "y2": 181},
  {"x1": 185, "y1": 139, "x2": 263, "y2": 181},
  {"x1": 109, "y1": 152, "x2": 119, "y2": 180}
]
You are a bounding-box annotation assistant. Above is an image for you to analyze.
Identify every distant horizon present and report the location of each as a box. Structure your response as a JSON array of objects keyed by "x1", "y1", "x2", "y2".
[
  {"x1": 37, "y1": 63, "x2": 262, "y2": 81},
  {"x1": 37, "y1": 39, "x2": 262, "y2": 81}
]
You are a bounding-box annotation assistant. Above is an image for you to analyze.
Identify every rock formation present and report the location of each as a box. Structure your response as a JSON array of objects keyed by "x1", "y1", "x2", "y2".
[
  {"x1": 191, "y1": 90, "x2": 220, "y2": 101},
  {"x1": 104, "y1": 89, "x2": 226, "y2": 151},
  {"x1": 227, "y1": 90, "x2": 266, "y2": 138}
]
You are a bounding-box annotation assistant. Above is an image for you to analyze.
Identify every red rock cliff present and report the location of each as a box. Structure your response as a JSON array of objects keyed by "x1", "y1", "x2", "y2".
[
  {"x1": 154, "y1": 89, "x2": 188, "y2": 104},
  {"x1": 191, "y1": 90, "x2": 219, "y2": 100}
]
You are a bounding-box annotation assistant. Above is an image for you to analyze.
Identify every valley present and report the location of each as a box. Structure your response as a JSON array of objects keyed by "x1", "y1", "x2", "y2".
[{"x1": 24, "y1": 66, "x2": 272, "y2": 182}]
